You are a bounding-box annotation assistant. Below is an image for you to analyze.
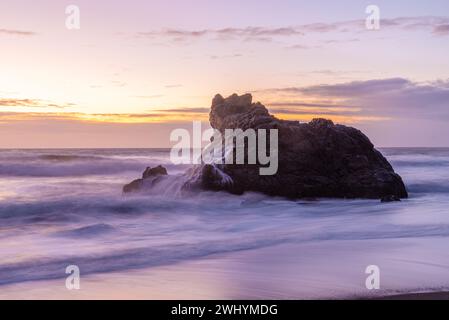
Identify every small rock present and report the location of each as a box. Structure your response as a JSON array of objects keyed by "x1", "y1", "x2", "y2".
[
  {"x1": 381, "y1": 195, "x2": 401, "y2": 203},
  {"x1": 123, "y1": 165, "x2": 168, "y2": 193},
  {"x1": 123, "y1": 179, "x2": 143, "y2": 193},
  {"x1": 142, "y1": 165, "x2": 168, "y2": 179}
]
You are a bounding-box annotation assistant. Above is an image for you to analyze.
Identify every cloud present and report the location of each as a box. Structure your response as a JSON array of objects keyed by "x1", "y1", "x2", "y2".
[
  {"x1": 269, "y1": 108, "x2": 360, "y2": 116},
  {"x1": 267, "y1": 101, "x2": 359, "y2": 109},
  {"x1": 209, "y1": 53, "x2": 243, "y2": 59},
  {"x1": 0, "y1": 29, "x2": 36, "y2": 36},
  {"x1": 0, "y1": 110, "x2": 208, "y2": 124},
  {"x1": 138, "y1": 26, "x2": 303, "y2": 43},
  {"x1": 265, "y1": 101, "x2": 365, "y2": 122},
  {"x1": 141, "y1": 29, "x2": 208, "y2": 38},
  {"x1": 311, "y1": 16, "x2": 449, "y2": 34},
  {"x1": 0, "y1": 113, "x2": 200, "y2": 148},
  {"x1": 306, "y1": 69, "x2": 367, "y2": 76},
  {"x1": 152, "y1": 107, "x2": 209, "y2": 113},
  {"x1": 258, "y1": 78, "x2": 449, "y2": 121},
  {"x1": 5, "y1": 77, "x2": 448, "y2": 126},
  {"x1": 0, "y1": 98, "x2": 71, "y2": 109},
  {"x1": 285, "y1": 44, "x2": 319, "y2": 50},
  {"x1": 0, "y1": 99, "x2": 40, "y2": 107},
  {"x1": 137, "y1": 16, "x2": 449, "y2": 44},
  {"x1": 134, "y1": 95, "x2": 164, "y2": 99},
  {"x1": 275, "y1": 78, "x2": 411, "y2": 97},
  {"x1": 111, "y1": 80, "x2": 127, "y2": 87},
  {"x1": 323, "y1": 38, "x2": 360, "y2": 44},
  {"x1": 433, "y1": 24, "x2": 449, "y2": 35}
]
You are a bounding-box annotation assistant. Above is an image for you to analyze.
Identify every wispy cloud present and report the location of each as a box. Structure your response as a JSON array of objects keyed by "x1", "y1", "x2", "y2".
[
  {"x1": 2, "y1": 78, "x2": 448, "y2": 128},
  {"x1": 151, "y1": 107, "x2": 209, "y2": 113},
  {"x1": 267, "y1": 101, "x2": 359, "y2": 109},
  {"x1": 257, "y1": 78, "x2": 449, "y2": 121},
  {"x1": 305, "y1": 69, "x2": 367, "y2": 76},
  {"x1": 0, "y1": 110, "x2": 208, "y2": 124},
  {"x1": 433, "y1": 24, "x2": 449, "y2": 35},
  {"x1": 268, "y1": 78, "x2": 411, "y2": 97},
  {"x1": 111, "y1": 80, "x2": 127, "y2": 87},
  {"x1": 285, "y1": 44, "x2": 319, "y2": 50},
  {"x1": 322, "y1": 38, "x2": 360, "y2": 44},
  {"x1": 0, "y1": 98, "x2": 72, "y2": 109},
  {"x1": 209, "y1": 53, "x2": 243, "y2": 59},
  {"x1": 301, "y1": 16, "x2": 449, "y2": 35},
  {"x1": 265, "y1": 100, "x2": 367, "y2": 122},
  {"x1": 134, "y1": 95, "x2": 164, "y2": 99},
  {"x1": 0, "y1": 29, "x2": 36, "y2": 36},
  {"x1": 165, "y1": 84, "x2": 183, "y2": 89},
  {"x1": 138, "y1": 26, "x2": 303, "y2": 43},
  {"x1": 137, "y1": 16, "x2": 449, "y2": 44}
]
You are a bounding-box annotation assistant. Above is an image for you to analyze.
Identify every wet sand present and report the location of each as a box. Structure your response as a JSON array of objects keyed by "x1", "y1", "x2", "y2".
[
  {"x1": 374, "y1": 292, "x2": 449, "y2": 300},
  {"x1": 1, "y1": 239, "x2": 449, "y2": 300}
]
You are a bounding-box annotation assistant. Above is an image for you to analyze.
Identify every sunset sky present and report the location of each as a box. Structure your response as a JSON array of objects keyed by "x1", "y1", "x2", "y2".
[{"x1": 1, "y1": 0, "x2": 449, "y2": 147}]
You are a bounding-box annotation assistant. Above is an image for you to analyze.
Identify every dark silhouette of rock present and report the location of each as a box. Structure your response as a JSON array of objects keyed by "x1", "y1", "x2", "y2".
[
  {"x1": 182, "y1": 164, "x2": 243, "y2": 195},
  {"x1": 203, "y1": 93, "x2": 408, "y2": 199},
  {"x1": 142, "y1": 165, "x2": 167, "y2": 179},
  {"x1": 123, "y1": 179, "x2": 144, "y2": 193},
  {"x1": 381, "y1": 195, "x2": 401, "y2": 202},
  {"x1": 123, "y1": 165, "x2": 168, "y2": 193}
]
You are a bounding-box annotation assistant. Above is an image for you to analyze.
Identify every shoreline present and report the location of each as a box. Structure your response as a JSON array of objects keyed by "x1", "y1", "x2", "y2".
[
  {"x1": 373, "y1": 292, "x2": 449, "y2": 300},
  {"x1": 1, "y1": 240, "x2": 448, "y2": 300}
]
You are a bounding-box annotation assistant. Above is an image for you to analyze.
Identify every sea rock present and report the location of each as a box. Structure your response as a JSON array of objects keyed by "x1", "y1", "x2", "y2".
[
  {"x1": 183, "y1": 164, "x2": 242, "y2": 194},
  {"x1": 142, "y1": 165, "x2": 168, "y2": 179},
  {"x1": 123, "y1": 93, "x2": 408, "y2": 200},
  {"x1": 381, "y1": 195, "x2": 402, "y2": 202},
  {"x1": 123, "y1": 165, "x2": 168, "y2": 193},
  {"x1": 203, "y1": 93, "x2": 408, "y2": 199}
]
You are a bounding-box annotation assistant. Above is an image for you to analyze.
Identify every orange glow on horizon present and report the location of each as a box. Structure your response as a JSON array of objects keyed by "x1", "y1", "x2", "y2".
[{"x1": 0, "y1": 109, "x2": 389, "y2": 125}]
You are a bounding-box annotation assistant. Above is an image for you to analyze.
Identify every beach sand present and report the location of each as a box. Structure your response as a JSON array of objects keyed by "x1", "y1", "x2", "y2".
[
  {"x1": 1, "y1": 240, "x2": 448, "y2": 300},
  {"x1": 375, "y1": 292, "x2": 449, "y2": 300}
]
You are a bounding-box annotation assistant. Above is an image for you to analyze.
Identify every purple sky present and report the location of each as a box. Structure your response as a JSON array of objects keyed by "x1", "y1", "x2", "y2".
[{"x1": 1, "y1": 0, "x2": 449, "y2": 147}]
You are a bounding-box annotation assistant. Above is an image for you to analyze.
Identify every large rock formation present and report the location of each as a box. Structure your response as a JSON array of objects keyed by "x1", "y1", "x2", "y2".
[
  {"x1": 124, "y1": 93, "x2": 408, "y2": 200},
  {"x1": 205, "y1": 93, "x2": 407, "y2": 199}
]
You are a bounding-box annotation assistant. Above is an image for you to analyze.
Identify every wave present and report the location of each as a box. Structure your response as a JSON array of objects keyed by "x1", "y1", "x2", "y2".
[
  {"x1": 390, "y1": 160, "x2": 449, "y2": 168},
  {"x1": 38, "y1": 154, "x2": 106, "y2": 162},
  {"x1": 407, "y1": 183, "x2": 449, "y2": 194},
  {"x1": 2, "y1": 148, "x2": 449, "y2": 291},
  {"x1": 0, "y1": 157, "x2": 190, "y2": 179},
  {"x1": 0, "y1": 197, "x2": 152, "y2": 225},
  {"x1": 0, "y1": 161, "x2": 189, "y2": 177},
  {"x1": 53, "y1": 223, "x2": 115, "y2": 238},
  {"x1": 0, "y1": 162, "x2": 145, "y2": 177},
  {"x1": 0, "y1": 236, "x2": 290, "y2": 286},
  {"x1": 2, "y1": 217, "x2": 449, "y2": 286}
]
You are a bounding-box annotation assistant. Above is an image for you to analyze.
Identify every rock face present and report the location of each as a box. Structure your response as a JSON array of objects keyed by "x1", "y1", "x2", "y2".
[
  {"x1": 202, "y1": 93, "x2": 408, "y2": 199},
  {"x1": 123, "y1": 93, "x2": 408, "y2": 200},
  {"x1": 142, "y1": 165, "x2": 167, "y2": 178},
  {"x1": 123, "y1": 165, "x2": 168, "y2": 193}
]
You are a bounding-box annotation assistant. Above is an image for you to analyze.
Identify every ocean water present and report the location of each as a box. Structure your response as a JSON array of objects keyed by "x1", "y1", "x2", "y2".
[{"x1": 1, "y1": 148, "x2": 449, "y2": 298}]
